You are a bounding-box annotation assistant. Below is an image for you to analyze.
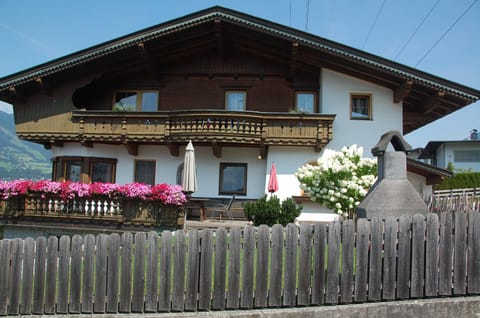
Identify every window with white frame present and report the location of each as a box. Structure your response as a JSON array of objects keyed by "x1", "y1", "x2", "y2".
[
  {"x1": 225, "y1": 91, "x2": 246, "y2": 111},
  {"x1": 295, "y1": 91, "x2": 316, "y2": 113}
]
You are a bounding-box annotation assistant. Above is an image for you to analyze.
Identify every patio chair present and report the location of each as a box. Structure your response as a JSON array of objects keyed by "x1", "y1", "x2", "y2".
[{"x1": 211, "y1": 194, "x2": 236, "y2": 221}]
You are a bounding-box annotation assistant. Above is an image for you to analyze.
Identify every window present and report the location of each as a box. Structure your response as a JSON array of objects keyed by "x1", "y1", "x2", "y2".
[
  {"x1": 454, "y1": 150, "x2": 480, "y2": 163},
  {"x1": 113, "y1": 90, "x2": 158, "y2": 111},
  {"x1": 53, "y1": 157, "x2": 117, "y2": 183},
  {"x1": 90, "y1": 160, "x2": 115, "y2": 183},
  {"x1": 225, "y1": 91, "x2": 246, "y2": 111},
  {"x1": 219, "y1": 163, "x2": 247, "y2": 195},
  {"x1": 135, "y1": 160, "x2": 156, "y2": 185},
  {"x1": 176, "y1": 163, "x2": 184, "y2": 186},
  {"x1": 295, "y1": 92, "x2": 316, "y2": 113},
  {"x1": 350, "y1": 94, "x2": 372, "y2": 119},
  {"x1": 65, "y1": 160, "x2": 82, "y2": 182}
]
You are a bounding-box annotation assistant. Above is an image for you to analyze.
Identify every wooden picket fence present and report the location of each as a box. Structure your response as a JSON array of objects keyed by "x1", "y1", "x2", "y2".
[{"x1": 1, "y1": 212, "x2": 480, "y2": 315}]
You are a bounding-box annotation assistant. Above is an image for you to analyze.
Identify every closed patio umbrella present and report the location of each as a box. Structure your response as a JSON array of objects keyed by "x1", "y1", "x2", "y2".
[
  {"x1": 182, "y1": 140, "x2": 197, "y2": 194},
  {"x1": 268, "y1": 162, "x2": 279, "y2": 193}
]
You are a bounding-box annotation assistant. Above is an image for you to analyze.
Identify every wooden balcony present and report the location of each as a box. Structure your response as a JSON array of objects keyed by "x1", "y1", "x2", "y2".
[{"x1": 27, "y1": 110, "x2": 335, "y2": 156}]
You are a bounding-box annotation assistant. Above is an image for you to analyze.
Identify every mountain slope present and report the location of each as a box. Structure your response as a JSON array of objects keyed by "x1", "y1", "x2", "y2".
[{"x1": 0, "y1": 111, "x2": 51, "y2": 180}]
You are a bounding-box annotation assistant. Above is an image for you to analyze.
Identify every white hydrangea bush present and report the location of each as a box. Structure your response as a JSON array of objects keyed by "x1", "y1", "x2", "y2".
[{"x1": 296, "y1": 144, "x2": 377, "y2": 218}]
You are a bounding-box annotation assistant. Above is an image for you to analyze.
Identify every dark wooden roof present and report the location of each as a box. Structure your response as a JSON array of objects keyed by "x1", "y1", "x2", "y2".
[{"x1": 0, "y1": 6, "x2": 479, "y2": 133}]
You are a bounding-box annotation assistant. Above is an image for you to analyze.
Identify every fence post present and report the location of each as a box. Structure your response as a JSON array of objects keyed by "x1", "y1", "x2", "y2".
[
  {"x1": 425, "y1": 213, "x2": 439, "y2": 297},
  {"x1": 212, "y1": 227, "x2": 227, "y2": 310},
  {"x1": 355, "y1": 219, "x2": 369, "y2": 302},
  {"x1": 326, "y1": 220, "x2": 340, "y2": 304}
]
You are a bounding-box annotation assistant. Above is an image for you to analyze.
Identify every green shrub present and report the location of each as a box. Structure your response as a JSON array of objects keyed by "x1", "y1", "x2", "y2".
[
  {"x1": 435, "y1": 172, "x2": 480, "y2": 190},
  {"x1": 243, "y1": 195, "x2": 302, "y2": 226}
]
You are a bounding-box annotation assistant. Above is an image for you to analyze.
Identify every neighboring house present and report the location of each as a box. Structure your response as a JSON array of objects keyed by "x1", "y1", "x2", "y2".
[
  {"x1": 0, "y1": 6, "x2": 478, "y2": 203},
  {"x1": 420, "y1": 133, "x2": 480, "y2": 172}
]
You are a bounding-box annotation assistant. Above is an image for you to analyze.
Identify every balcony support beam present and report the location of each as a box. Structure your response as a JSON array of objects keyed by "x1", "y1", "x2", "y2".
[
  {"x1": 168, "y1": 143, "x2": 179, "y2": 157},
  {"x1": 126, "y1": 142, "x2": 138, "y2": 156},
  {"x1": 212, "y1": 141, "x2": 222, "y2": 158},
  {"x1": 393, "y1": 80, "x2": 413, "y2": 103}
]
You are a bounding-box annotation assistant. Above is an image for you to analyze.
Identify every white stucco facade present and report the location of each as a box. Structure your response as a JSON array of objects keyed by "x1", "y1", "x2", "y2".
[
  {"x1": 320, "y1": 68, "x2": 403, "y2": 155},
  {"x1": 434, "y1": 141, "x2": 480, "y2": 172},
  {"x1": 51, "y1": 68, "x2": 410, "y2": 203}
]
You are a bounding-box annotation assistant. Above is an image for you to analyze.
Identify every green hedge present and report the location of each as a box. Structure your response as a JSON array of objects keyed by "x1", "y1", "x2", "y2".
[
  {"x1": 243, "y1": 195, "x2": 302, "y2": 226},
  {"x1": 435, "y1": 172, "x2": 480, "y2": 190}
]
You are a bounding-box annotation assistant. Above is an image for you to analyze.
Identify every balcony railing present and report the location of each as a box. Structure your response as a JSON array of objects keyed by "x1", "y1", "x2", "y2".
[
  {"x1": 69, "y1": 110, "x2": 335, "y2": 151},
  {"x1": 14, "y1": 110, "x2": 334, "y2": 153},
  {"x1": 0, "y1": 195, "x2": 182, "y2": 228}
]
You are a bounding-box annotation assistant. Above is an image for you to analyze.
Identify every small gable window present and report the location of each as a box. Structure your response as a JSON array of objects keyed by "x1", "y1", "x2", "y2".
[
  {"x1": 350, "y1": 94, "x2": 372, "y2": 120},
  {"x1": 295, "y1": 91, "x2": 316, "y2": 113},
  {"x1": 225, "y1": 91, "x2": 246, "y2": 111},
  {"x1": 113, "y1": 90, "x2": 158, "y2": 112}
]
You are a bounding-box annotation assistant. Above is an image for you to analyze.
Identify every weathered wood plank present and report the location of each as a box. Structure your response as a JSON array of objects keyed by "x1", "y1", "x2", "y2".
[
  {"x1": 21, "y1": 238, "x2": 35, "y2": 315},
  {"x1": 8, "y1": 239, "x2": 23, "y2": 315},
  {"x1": 284, "y1": 224, "x2": 298, "y2": 307},
  {"x1": 69, "y1": 235, "x2": 83, "y2": 313},
  {"x1": 212, "y1": 227, "x2": 227, "y2": 310},
  {"x1": 467, "y1": 211, "x2": 480, "y2": 294},
  {"x1": 411, "y1": 214, "x2": 426, "y2": 298},
  {"x1": 57, "y1": 236, "x2": 71, "y2": 314},
  {"x1": 172, "y1": 230, "x2": 186, "y2": 312},
  {"x1": 439, "y1": 212, "x2": 453, "y2": 296},
  {"x1": 368, "y1": 217, "x2": 383, "y2": 301},
  {"x1": 32, "y1": 236, "x2": 47, "y2": 314},
  {"x1": 326, "y1": 220, "x2": 341, "y2": 304},
  {"x1": 255, "y1": 225, "x2": 269, "y2": 308},
  {"x1": 145, "y1": 232, "x2": 159, "y2": 312},
  {"x1": 185, "y1": 229, "x2": 199, "y2": 311},
  {"x1": 298, "y1": 224, "x2": 313, "y2": 306},
  {"x1": 242, "y1": 226, "x2": 255, "y2": 309},
  {"x1": 159, "y1": 231, "x2": 172, "y2": 312},
  {"x1": 383, "y1": 217, "x2": 397, "y2": 300},
  {"x1": 454, "y1": 211, "x2": 467, "y2": 295},
  {"x1": 45, "y1": 236, "x2": 59, "y2": 314},
  {"x1": 355, "y1": 219, "x2": 370, "y2": 302},
  {"x1": 397, "y1": 216, "x2": 412, "y2": 299},
  {"x1": 312, "y1": 223, "x2": 326, "y2": 305},
  {"x1": 82, "y1": 234, "x2": 95, "y2": 313},
  {"x1": 269, "y1": 224, "x2": 284, "y2": 307},
  {"x1": 425, "y1": 213, "x2": 439, "y2": 297},
  {"x1": 106, "y1": 233, "x2": 120, "y2": 313},
  {"x1": 132, "y1": 232, "x2": 146, "y2": 312},
  {"x1": 119, "y1": 232, "x2": 133, "y2": 312},
  {"x1": 199, "y1": 229, "x2": 214, "y2": 311},
  {"x1": 94, "y1": 234, "x2": 109, "y2": 313},
  {"x1": 341, "y1": 219, "x2": 354, "y2": 303},
  {"x1": 227, "y1": 227, "x2": 241, "y2": 309},
  {"x1": 0, "y1": 239, "x2": 11, "y2": 315}
]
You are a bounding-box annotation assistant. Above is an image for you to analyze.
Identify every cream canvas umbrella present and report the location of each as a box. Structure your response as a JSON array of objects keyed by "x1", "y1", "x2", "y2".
[
  {"x1": 182, "y1": 140, "x2": 197, "y2": 194},
  {"x1": 182, "y1": 140, "x2": 197, "y2": 231}
]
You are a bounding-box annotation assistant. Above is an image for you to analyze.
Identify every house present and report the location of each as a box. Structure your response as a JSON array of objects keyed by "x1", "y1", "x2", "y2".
[
  {"x1": 0, "y1": 6, "x2": 478, "y2": 207},
  {"x1": 420, "y1": 130, "x2": 480, "y2": 172}
]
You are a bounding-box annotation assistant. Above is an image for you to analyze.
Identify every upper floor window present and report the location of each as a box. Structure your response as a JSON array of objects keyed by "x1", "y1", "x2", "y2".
[
  {"x1": 113, "y1": 90, "x2": 158, "y2": 112},
  {"x1": 219, "y1": 162, "x2": 247, "y2": 195},
  {"x1": 225, "y1": 91, "x2": 246, "y2": 111},
  {"x1": 135, "y1": 160, "x2": 156, "y2": 185},
  {"x1": 295, "y1": 91, "x2": 316, "y2": 113},
  {"x1": 350, "y1": 94, "x2": 372, "y2": 120},
  {"x1": 454, "y1": 150, "x2": 480, "y2": 163}
]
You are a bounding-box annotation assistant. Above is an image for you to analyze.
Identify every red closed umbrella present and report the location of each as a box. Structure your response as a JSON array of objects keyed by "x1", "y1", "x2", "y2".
[{"x1": 268, "y1": 162, "x2": 279, "y2": 193}]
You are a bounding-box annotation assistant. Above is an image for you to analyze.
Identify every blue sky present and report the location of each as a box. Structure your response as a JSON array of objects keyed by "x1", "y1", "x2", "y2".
[{"x1": 0, "y1": 0, "x2": 478, "y2": 148}]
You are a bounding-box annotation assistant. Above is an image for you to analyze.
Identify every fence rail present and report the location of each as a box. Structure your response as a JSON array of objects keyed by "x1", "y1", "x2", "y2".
[
  {"x1": 1, "y1": 212, "x2": 480, "y2": 315},
  {"x1": 429, "y1": 187, "x2": 480, "y2": 212}
]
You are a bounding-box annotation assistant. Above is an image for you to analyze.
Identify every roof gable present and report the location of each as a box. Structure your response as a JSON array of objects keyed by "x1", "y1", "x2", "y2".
[{"x1": 0, "y1": 6, "x2": 479, "y2": 133}]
